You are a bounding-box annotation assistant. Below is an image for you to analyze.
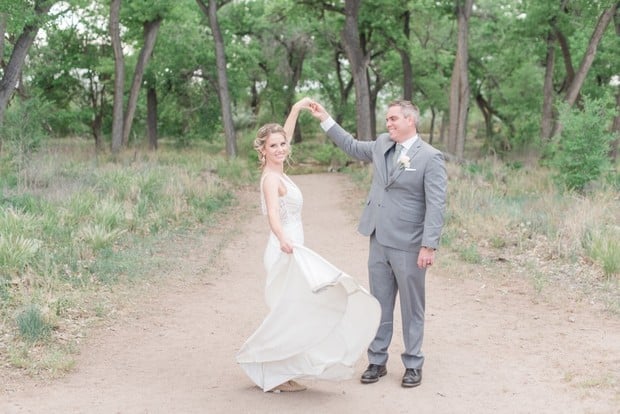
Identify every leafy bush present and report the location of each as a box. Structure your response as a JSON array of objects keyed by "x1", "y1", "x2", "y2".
[
  {"x1": 0, "y1": 96, "x2": 50, "y2": 155},
  {"x1": 551, "y1": 96, "x2": 615, "y2": 192}
]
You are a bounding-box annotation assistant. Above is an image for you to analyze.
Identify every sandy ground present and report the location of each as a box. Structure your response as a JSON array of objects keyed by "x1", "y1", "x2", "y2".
[{"x1": 0, "y1": 173, "x2": 618, "y2": 414}]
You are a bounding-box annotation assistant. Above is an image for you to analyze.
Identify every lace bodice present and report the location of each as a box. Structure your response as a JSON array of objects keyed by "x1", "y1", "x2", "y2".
[{"x1": 260, "y1": 173, "x2": 303, "y2": 227}]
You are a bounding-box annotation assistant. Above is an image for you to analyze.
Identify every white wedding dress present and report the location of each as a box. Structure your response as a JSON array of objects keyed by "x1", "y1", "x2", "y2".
[{"x1": 236, "y1": 173, "x2": 380, "y2": 392}]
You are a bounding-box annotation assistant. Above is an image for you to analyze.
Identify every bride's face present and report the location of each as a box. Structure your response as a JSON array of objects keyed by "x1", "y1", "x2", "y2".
[{"x1": 263, "y1": 132, "x2": 289, "y2": 165}]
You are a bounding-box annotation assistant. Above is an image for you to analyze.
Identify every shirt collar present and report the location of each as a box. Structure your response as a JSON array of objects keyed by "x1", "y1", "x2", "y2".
[{"x1": 399, "y1": 134, "x2": 419, "y2": 151}]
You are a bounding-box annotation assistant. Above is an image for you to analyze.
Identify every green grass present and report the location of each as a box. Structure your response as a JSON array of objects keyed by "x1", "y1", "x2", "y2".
[
  {"x1": 584, "y1": 227, "x2": 620, "y2": 279},
  {"x1": 0, "y1": 138, "x2": 259, "y2": 373},
  {"x1": 16, "y1": 304, "x2": 52, "y2": 342}
]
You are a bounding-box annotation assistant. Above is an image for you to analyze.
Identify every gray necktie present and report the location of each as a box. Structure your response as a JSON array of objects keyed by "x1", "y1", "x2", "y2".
[{"x1": 393, "y1": 144, "x2": 404, "y2": 167}]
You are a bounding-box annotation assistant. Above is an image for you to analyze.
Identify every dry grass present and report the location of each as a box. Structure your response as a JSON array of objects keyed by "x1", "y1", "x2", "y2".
[
  {"x1": 440, "y1": 159, "x2": 619, "y2": 312},
  {"x1": 0, "y1": 138, "x2": 253, "y2": 376}
]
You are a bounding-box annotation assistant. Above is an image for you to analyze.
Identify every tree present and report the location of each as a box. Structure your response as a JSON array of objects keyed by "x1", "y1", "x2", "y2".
[
  {"x1": 447, "y1": 0, "x2": 473, "y2": 159},
  {"x1": 0, "y1": 0, "x2": 57, "y2": 131},
  {"x1": 30, "y1": 12, "x2": 110, "y2": 148},
  {"x1": 235, "y1": 1, "x2": 313, "y2": 141},
  {"x1": 196, "y1": 0, "x2": 237, "y2": 158},
  {"x1": 109, "y1": 0, "x2": 124, "y2": 153},
  {"x1": 538, "y1": 0, "x2": 619, "y2": 140},
  {"x1": 341, "y1": 0, "x2": 372, "y2": 140},
  {"x1": 564, "y1": 2, "x2": 618, "y2": 107},
  {"x1": 121, "y1": 12, "x2": 162, "y2": 147}
]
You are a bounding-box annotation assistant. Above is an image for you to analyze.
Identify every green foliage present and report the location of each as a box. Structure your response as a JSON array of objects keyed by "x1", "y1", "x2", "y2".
[
  {"x1": 16, "y1": 304, "x2": 52, "y2": 343},
  {"x1": 0, "y1": 235, "x2": 41, "y2": 277},
  {"x1": 459, "y1": 244, "x2": 482, "y2": 264},
  {"x1": 187, "y1": 190, "x2": 234, "y2": 223},
  {"x1": 215, "y1": 157, "x2": 257, "y2": 186},
  {"x1": 78, "y1": 224, "x2": 126, "y2": 251},
  {"x1": 583, "y1": 227, "x2": 620, "y2": 279},
  {"x1": 311, "y1": 143, "x2": 350, "y2": 166},
  {"x1": 0, "y1": 97, "x2": 49, "y2": 156},
  {"x1": 7, "y1": 0, "x2": 616, "y2": 157},
  {"x1": 551, "y1": 96, "x2": 615, "y2": 192},
  {"x1": 0, "y1": 207, "x2": 42, "y2": 278}
]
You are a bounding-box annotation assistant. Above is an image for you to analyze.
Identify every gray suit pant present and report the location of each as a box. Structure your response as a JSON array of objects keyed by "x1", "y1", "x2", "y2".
[{"x1": 367, "y1": 234, "x2": 426, "y2": 369}]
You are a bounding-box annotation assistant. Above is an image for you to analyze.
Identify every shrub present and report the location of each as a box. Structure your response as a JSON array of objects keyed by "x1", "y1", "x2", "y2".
[
  {"x1": 551, "y1": 96, "x2": 615, "y2": 192},
  {"x1": 16, "y1": 304, "x2": 52, "y2": 342},
  {"x1": 583, "y1": 227, "x2": 620, "y2": 279}
]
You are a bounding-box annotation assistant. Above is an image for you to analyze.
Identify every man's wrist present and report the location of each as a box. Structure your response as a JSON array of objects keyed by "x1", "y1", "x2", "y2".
[{"x1": 320, "y1": 116, "x2": 335, "y2": 131}]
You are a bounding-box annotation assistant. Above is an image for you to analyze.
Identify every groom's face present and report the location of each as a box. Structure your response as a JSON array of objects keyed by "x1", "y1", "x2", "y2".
[{"x1": 386, "y1": 106, "x2": 415, "y2": 142}]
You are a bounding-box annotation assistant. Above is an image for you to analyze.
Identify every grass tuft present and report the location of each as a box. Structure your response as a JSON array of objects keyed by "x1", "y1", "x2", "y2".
[{"x1": 16, "y1": 304, "x2": 52, "y2": 342}]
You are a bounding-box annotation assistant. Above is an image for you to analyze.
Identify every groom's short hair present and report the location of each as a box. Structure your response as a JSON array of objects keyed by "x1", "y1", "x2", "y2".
[{"x1": 388, "y1": 99, "x2": 420, "y2": 126}]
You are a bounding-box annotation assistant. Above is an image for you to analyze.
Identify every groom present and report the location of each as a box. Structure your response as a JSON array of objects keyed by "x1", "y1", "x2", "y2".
[{"x1": 307, "y1": 99, "x2": 447, "y2": 388}]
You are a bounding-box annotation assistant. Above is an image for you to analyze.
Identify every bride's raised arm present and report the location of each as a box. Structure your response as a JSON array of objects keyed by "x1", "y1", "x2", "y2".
[{"x1": 282, "y1": 97, "x2": 313, "y2": 144}]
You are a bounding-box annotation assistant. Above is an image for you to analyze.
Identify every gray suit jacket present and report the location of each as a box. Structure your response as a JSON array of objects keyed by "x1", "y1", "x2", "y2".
[{"x1": 326, "y1": 123, "x2": 447, "y2": 252}]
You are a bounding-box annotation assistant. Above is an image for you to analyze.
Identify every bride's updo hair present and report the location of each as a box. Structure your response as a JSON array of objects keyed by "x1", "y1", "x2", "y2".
[{"x1": 254, "y1": 123, "x2": 288, "y2": 168}]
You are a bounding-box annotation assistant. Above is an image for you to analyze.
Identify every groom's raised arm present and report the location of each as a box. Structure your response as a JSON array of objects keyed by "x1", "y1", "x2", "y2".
[{"x1": 308, "y1": 100, "x2": 374, "y2": 163}]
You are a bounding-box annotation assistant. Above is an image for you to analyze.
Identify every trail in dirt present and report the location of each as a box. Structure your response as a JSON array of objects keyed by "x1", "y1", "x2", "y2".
[{"x1": 0, "y1": 173, "x2": 618, "y2": 414}]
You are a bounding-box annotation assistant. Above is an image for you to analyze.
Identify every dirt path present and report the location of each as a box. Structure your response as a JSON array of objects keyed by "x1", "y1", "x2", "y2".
[{"x1": 1, "y1": 173, "x2": 618, "y2": 414}]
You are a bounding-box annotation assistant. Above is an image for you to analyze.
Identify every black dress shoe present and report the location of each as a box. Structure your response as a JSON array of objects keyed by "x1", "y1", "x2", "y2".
[
  {"x1": 401, "y1": 368, "x2": 422, "y2": 388},
  {"x1": 360, "y1": 364, "x2": 387, "y2": 384}
]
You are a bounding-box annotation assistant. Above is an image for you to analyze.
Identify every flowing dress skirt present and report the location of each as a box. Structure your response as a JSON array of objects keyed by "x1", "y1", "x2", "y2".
[{"x1": 236, "y1": 236, "x2": 380, "y2": 391}]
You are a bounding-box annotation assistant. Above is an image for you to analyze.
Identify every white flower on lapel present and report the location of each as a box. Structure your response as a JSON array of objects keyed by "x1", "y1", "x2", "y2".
[{"x1": 397, "y1": 154, "x2": 411, "y2": 169}]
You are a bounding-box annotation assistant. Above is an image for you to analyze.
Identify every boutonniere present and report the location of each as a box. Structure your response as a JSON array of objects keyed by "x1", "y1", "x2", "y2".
[{"x1": 397, "y1": 154, "x2": 411, "y2": 169}]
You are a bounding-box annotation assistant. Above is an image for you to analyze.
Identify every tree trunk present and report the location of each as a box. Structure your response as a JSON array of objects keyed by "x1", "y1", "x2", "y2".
[
  {"x1": 611, "y1": 11, "x2": 620, "y2": 162},
  {"x1": 475, "y1": 93, "x2": 493, "y2": 142},
  {"x1": 341, "y1": 0, "x2": 372, "y2": 140},
  {"x1": 109, "y1": 0, "x2": 124, "y2": 154},
  {"x1": 540, "y1": 30, "x2": 557, "y2": 140},
  {"x1": 250, "y1": 81, "x2": 259, "y2": 117},
  {"x1": 333, "y1": 52, "x2": 354, "y2": 126},
  {"x1": 280, "y1": 35, "x2": 309, "y2": 144},
  {"x1": 565, "y1": 3, "x2": 618, "y2": 107},
  {"x1": 92, "y1": 110, "x2": 104, "y2": 151},
  {"x1": 551, "y1": 2, "x2": 618, "y2": 139},
  {"x1": 89, "y1": 77, "x2": 104, "y2": 151},
  {"x1": 610, "y1": 86, "x2": 620, "y2": 162},
  {"x1": 0, "y1": 13, "x2": 6, "y2": 69},
  {"x1": 369, "y1": 68, "x2": 388, "y2": 136},
  {"x1": 399, "y1": 49, "x2": 414, "y2": 102},
  {"x1": 429, "y1": 107, "x2": 436, "y2": 145},
  {"x1": 0, "y1": 1, "x2": 54, "y2": 129},
  {"x1": 197, "y1": 0, "x2": 237, "y2": 158},
  {"x1": 122, "y1": 18, "x2": 161, "y2": 147},
  {"x1": 400, "y1": 10, "x2": 413, "y2": 101},
  {"x1": 147, "y1": 85, "x2": 158, "y2": 150},
  {"x1": 439, "y1": 114, "x2": 447, "y2": 144},
  {"x1": 554, "y1": 28, "x2": 574, "y2": 95},
  {"x1": 369, "y1": 73, "x2": 378, "y2": 136},
  {"x1": 447, "y1": 0, "x2": 472, "y2": 159}
]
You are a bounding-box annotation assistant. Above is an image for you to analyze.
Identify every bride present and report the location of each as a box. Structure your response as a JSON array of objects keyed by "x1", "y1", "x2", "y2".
[{"x1": 236, "y1": 98, "x2": 380, "y2": 392}]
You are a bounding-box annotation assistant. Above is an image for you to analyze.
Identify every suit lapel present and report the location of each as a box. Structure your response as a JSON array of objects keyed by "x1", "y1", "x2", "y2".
[
  {"x1": 383, "y1": 142, "x2": 396, "y2": 182},
  {"x1": 407, "y1": 139, "x2": 422, "y2": 164},
  {"x1": 388, "y1": 138, "x2": 422, "y2": 183}
]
